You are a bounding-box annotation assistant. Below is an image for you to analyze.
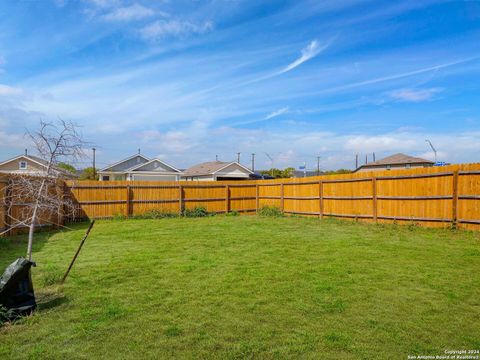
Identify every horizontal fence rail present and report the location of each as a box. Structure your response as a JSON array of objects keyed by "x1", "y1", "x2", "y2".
[{"x1": 1, "y1": 163, "x2": 480, "y2": 235}]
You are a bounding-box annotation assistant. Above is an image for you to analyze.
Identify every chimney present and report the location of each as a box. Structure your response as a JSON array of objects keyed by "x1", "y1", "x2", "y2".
[
  {"x1": 365, "y1": 154, "x2": 368, "y2": 164},
  {"x1": 355, "y1": 154, "x2": 358, "y2": 168},
  {"x1": 25, "y1": 149, "x2": 28, "y2": 156},
  {"x1": 373, "y1": 152, "x2": 376, "y2": 162}
]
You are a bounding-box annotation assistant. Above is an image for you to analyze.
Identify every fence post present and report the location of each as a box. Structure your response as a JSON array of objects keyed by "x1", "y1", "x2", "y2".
[
  {"x1": 178, "y1": 184, "x2": 183, "y2": 216},
  {"x1": 452, "y1": 170, "x2": 459, "y2": 228},
  {"x1": 280, "y1": 183, "x2": 284, "y2": 213},
  {"x1": 225, "y1": 184, "x2": 230, "y2": 213},
  {"x1": 255, "y1": 184, "x2": 259, "y2": 213},
  {"x1": 372, "y1": 177, "x2": 377, "y2": 223},
  {"x1": 125, "y1": 185, "x2": 131, "y2": 217},
  {"x1": 319, "y1": 180, "x2": 323, "y2": 219}
]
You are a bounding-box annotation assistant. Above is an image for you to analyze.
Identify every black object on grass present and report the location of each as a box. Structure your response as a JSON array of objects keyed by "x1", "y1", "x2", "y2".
[{"x1": 0, "y1": 257, "x2": 36, "y2": 321}]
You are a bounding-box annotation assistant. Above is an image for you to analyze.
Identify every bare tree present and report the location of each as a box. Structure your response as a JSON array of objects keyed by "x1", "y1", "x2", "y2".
[{"x1": 1, "y1": 120, "x2": 86, "y2": 261}]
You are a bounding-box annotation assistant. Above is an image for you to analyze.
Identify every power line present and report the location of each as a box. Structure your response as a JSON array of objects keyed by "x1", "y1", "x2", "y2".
[{"x1": 92, "y1": 148, "x2": 96, "y2": 179}]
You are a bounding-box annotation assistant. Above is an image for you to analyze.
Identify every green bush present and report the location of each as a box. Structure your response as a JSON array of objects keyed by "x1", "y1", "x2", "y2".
[
  {"x1": 134, "y1": 209, "x2": 178, "y2": 219},
  {"x1": 257, "y1": 206, "x2": 283, "y2": 217},
  {"x1": 182, "y1": 206, "x2": 211, "y2": 217},
  {"x1": 226, "y1": 210, "x2": 240, "y2": 216},
  {"x1": 113, "y1": 213, "x2": 126, "y2": 221}
]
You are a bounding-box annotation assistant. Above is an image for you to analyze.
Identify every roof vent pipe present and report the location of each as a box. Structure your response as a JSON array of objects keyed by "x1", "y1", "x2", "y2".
[{"x1": 25, "y1": 149, "x2": 28, "y2": 156}]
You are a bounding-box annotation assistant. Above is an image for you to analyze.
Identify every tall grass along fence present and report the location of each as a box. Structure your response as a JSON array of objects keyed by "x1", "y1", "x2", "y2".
[{"x1": 1, "y1": 163, "x2": 480, "y2": 235}]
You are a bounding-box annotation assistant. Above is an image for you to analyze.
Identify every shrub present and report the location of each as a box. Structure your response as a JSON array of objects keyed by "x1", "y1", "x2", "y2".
[
  {"x1": 226, "y1": 210, "x2": 240, "y2": 216},
  {"x1": 134, "y1": 209, "x2": 178, "y2": 219},
  {"x1": 183, "y1": 206, "x2": 210, "y2": 217},
  {"x1": 257, "y1": 206, "x2": 283, "y2": 217},
  {"x1": 113, "y1": 213, "x2": 126, "y2": 221}
]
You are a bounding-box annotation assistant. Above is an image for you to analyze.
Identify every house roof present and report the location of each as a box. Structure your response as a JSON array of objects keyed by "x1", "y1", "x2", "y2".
[
  {"x1": 0, "y1": 154, "x2": 77, "y2": 178},
  {"x1": 182, "y1": 161, "x2": 253, "y2": 176},
  {"x1": 128, "y1": 158, "x2": 181, "y2": 173},
  {"x1": 100, "y1": 153, "x2": 150, "y2": 172},
  {"x1": 356, "y1": 153, "x2": 434, "y2": 170}
]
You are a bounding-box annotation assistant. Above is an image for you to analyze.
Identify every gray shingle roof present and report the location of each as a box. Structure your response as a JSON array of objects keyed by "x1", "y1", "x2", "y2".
[
  {"x1": 182, "y1": 161, "x2": 232, "y2": 176},
  {"x1": 356, "y1": 153, "x2": 434, "y2": 170}
]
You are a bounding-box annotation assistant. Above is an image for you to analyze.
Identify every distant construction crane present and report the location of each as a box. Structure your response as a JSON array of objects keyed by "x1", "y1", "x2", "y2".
[{"x1": 264, "y1": 152, "x2": 274, "y2": 177}]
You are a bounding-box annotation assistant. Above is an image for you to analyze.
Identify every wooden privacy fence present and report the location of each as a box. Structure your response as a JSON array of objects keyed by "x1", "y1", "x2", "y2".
[
  {"x1": 63, "y1": 163, "x2": 480, "y2": 231},
  {"x1": 0, "y1": 176, "x2": 65, "y2": 236},
  {"x1": 2, "y1": 163, "x2": 480, "y2": 235}
]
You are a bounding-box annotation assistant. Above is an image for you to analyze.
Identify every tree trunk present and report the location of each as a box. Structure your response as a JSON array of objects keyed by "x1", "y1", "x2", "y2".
[
  {"x1": 26, "y1": 204, "x2": 38, "y2": 261},
  {"x1": 26, "y1": 178, "x2": 46, "y2": 261}
]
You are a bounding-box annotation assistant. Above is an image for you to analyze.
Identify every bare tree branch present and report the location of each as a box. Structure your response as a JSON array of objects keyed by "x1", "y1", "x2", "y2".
[{"x1": 0, "y1": 119, "x2": 87, "y2": 260}]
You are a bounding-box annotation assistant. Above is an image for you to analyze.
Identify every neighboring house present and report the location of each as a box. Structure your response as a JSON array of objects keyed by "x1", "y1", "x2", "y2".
[
  {"x1": 99, "y1": 153, "x2": 181, "y2": 181},
  {"x1": 354, "y1": 153, "x2": 434, "y2": 173},
  {"x1": 182, "y1": 161, "x2": 253, "y2": 181},
  {"x1": 0, "y1": 152, "x2": 77, "y2": 178}
]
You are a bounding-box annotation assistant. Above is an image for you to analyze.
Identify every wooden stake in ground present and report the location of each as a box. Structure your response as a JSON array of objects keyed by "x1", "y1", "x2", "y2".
[{"x1": 60, "y1": 220, "x2": 95, "y2": 284}]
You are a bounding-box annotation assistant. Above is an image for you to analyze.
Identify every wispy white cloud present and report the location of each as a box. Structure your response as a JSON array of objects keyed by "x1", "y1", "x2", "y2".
[
  {"x1": 140, "y1": 19, "x2": 214, "y2": 40},
  {"x1": 265, "y1": 107, "x2": 289, "y2": 120},
  {"x1": 240, "y1": 39, "x2": 333, "y2": 86},
  {"x1": 278, "y1": 39, "x2": 331, "y2": 74},
  {"x1": 0, "y1": 84, "x2": 21, "y2": 96},
  {"x1": 102, "y1": 4, "x2": 159, "y2": 21},
  {"x1": 388, "y1": 87, "x2": 443, "y2": 102},
  {"x1": 327, "y1": 58, "x2": 475, "y2": 93}
]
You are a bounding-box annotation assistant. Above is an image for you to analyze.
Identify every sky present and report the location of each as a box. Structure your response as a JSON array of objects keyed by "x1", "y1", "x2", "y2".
[{"x1": 0, "y1": 0, "x2": 479, "y2": 171}]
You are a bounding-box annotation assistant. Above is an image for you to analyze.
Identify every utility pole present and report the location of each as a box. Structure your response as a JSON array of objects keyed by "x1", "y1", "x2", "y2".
[
  {"x1": 316, "y1": 156, "x2": 320, "y2": 176},
  {"x1": 92, "y1": 148, "x2": 96, "y2": 180},
  {"x1": 425, "y1": 139, "x2": 438, "y2": 163},
  {"x1": 237, "y1": 152, "x2": 241, "y2": 163},
  {"x1": 251, "y1": 153, "x2": 255, "y2": 172}
]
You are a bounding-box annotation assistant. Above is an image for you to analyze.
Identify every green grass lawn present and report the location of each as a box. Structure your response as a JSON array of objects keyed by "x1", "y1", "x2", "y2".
[{"x1": 1, "y1": 216, "x2": 479, "y2": 359}]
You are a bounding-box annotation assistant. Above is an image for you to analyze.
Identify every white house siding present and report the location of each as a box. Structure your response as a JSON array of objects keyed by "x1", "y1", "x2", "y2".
[
  {"x1": 130, "y1": 174, "x2": 179, "y2": 181},
  {"x1": 100, "y1": 173, "x2": 127, "y2": 181},
  {"x1": 215, "y1": 163, "x2": 251, "y2": 179}
]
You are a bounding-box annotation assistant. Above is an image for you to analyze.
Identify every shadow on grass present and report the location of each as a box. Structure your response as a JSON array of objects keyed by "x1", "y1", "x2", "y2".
[
  {"x1": 37, "y1": 293, "x2": 68, "y2": 311},
  {"x1": 0, "y1": 221, "x2": 91, "y2": 268},
  {"x1": 34, "y1": 283, "x2": 69, "y2": 311}
]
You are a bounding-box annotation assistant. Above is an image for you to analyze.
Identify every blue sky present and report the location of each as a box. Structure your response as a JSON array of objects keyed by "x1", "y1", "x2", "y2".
[{"x1": 0, "y1": 0, "x2": 479, "y2": 170}]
